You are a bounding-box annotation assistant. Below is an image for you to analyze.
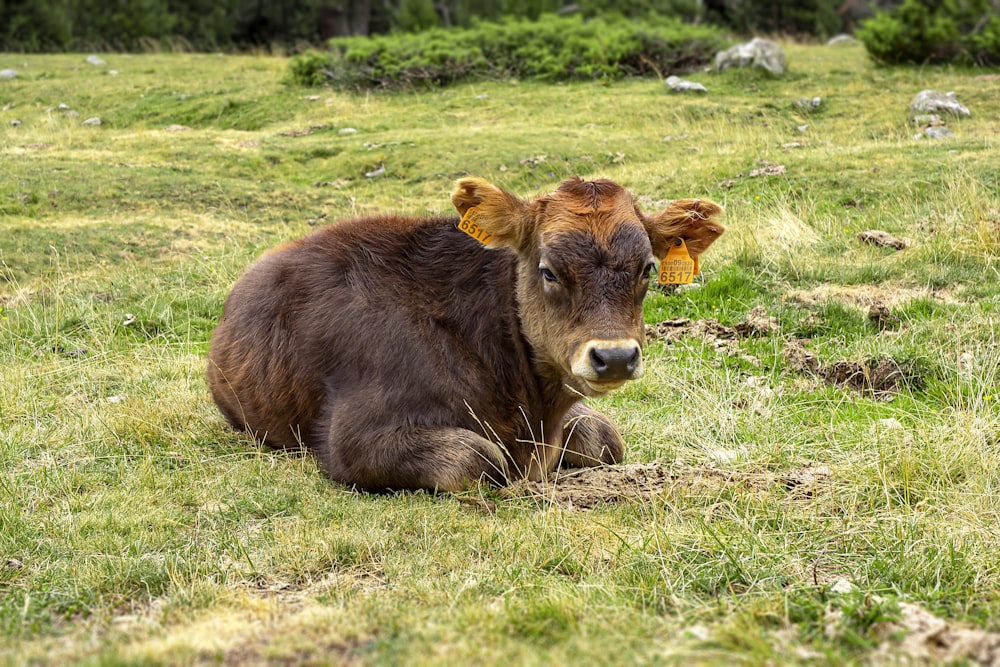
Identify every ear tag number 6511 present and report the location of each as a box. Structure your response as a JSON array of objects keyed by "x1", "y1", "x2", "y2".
[
  {"x1": 457, "y1": 206, "x2": 492, "y2": 246},
  {"x1": 657, "y1": 238, "x2": 696, "y2": 285}
]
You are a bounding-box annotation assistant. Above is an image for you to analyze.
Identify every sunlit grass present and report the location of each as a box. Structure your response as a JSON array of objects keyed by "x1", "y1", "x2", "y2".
[{"x1": 2, "y1": 44, "x2": 1000, "y2": 664}]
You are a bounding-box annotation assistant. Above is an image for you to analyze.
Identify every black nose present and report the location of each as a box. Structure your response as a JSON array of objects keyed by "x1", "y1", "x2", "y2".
[{"x1": 589, "y1": 344, "x2": 641, "y2": 381}]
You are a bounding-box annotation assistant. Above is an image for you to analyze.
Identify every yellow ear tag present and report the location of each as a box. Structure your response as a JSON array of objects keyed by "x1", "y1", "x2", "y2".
[
  {"x1": 657, "y1": 239, "x2": 696, "y2": 285},
  {"x1": 457, "y1": 206, "x2": 492, "y2": 246}
]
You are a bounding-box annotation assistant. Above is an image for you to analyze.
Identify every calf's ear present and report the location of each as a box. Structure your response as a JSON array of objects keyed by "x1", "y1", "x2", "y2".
[
  {"x1": 452, "y1": 177, "x2": 533, "y2": 250},
  {"x1": 643, "y1": 198, "x2": 725, "y2": 260}
]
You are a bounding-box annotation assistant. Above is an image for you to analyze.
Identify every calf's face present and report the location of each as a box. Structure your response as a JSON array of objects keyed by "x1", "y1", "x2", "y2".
[{"x1": 452, "y1": 177, "x2": 725, "y2": 397}]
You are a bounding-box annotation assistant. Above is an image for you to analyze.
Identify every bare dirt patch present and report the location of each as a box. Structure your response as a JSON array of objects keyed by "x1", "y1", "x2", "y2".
[
  {"x1": 645, "y1": 306, "x2": 779, "y2": 367},
  {"x1": 645, "y1": 309, "x2": 924, "y2": 399},
  {"x1": 279, "y1": 124, "x2": 328, "y2": 137},
  {"x1": 873, "y1": 603, "x2": 1000, "y2": 666},
  {"x1": 505, "y1": 461, "x2": 832, "y2": 510},
  {"x1": 784, "y1": 340, "x2": 924, "y2": 398},
  {"x1": 242, "y1": 568, "x2": 387, "y2": 606},
  {"x1": 785, "y1": 283, "x2": 961, "y2": 309},
  {"x1": 857, "y1": 229, "x2": 908, "y2": 250},
  {"x1": 645, "y1": 306, "x2": 779, "y2": 344}
]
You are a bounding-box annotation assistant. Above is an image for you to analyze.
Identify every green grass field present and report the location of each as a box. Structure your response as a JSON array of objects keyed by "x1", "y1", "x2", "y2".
[{"x1": 2, "y1": 44, "x2": 999, "y2": 665}]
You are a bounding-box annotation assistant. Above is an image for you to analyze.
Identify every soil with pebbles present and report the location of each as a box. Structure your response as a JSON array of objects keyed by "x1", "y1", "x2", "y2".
[
  {"x1": 783, "y1": 340, "x2": 924, "y2": 398},
  {"x1": 505, "y1": 461, "x2": 833, "y2": 510},
  {"x1": 645, "y1": 307, "x2": 925, "y2": 399}
]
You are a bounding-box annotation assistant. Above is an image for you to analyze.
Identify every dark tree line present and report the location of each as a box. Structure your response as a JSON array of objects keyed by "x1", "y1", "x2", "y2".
[{"x1": 0, "y1": 0, "x2": 908, "y2": 51}]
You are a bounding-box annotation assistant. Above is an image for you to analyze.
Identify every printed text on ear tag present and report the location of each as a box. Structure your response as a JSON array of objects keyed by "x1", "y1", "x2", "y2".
[
  {"x1": 457, "y1": 206, "x2": 492, "y2": 245},
  {"x1": 657, "y1": 238, "x2": 695, "y2": 285}
]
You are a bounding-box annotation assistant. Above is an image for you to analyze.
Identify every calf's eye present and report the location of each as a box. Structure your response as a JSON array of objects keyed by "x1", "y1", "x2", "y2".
[
  {"x1": 643, "y1": 261, "x2": 657, "y2": 280},
  {"x1": 540, "y1": 267, "x2": 559, "y2": 284}
]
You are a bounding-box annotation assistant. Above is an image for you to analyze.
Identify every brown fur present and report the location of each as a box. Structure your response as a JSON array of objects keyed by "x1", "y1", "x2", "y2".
[{"x1": 207, "y1": 177, "x2": 724, "y2": 492}]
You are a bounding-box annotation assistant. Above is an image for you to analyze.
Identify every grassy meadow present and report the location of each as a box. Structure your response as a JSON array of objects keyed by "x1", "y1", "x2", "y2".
[{"x1": 1, "y1": 44, "x2": 999, "y2": 664}]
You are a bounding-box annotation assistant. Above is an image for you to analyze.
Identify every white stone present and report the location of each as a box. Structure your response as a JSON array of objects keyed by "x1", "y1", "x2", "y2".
[
  {"x1": 714, "y1": 38, "x2": 786, "y2": 75},
  {"x1": 910, "y1": 90, "x2": 970, "y2": 117},
  {"x1": 665, "y1": 75, "x2": 708, "y2": 93},
  {"x1": 830, "y1": 578, "x2": 855, "y2": 594}
]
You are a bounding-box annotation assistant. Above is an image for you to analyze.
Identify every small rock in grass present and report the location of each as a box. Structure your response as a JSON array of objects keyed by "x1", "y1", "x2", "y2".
[
  {"x1": 108, "y1": 69, "x2": 119, "y2": 76},
  {"x1": 364, "y1": 165, "x2": 385, "y2": 178},
  {"x1": 10, "y1": 119, "x2": 20, "y2": 126},
  {"x1": 857, "y1": 230, "x2": 906, "y2": 250},
  {"x1": 86, "y1": 55, "x2": 107, "y2": 66},
  {"x1": 83, "y1": 116, "x2": 102, "y2": 126},
  {"x1": 665, "y1": 75, "x2": 707, "y2": 93},
  {"x1": 57, "y1": 103, "x2": 70, "y2": 110},
  {"x1": 920, "y1": 126, "x2": 955, "y2": 140},
  {"x1": 338, "y1": 127, "x2": 357, "y2": 135},
  {"x1": 794, "y1": 96, "x2": 822, "y2": 110},
  {"x1": 165, "y1": 124, "x2": 190, "y2": 132},
  {"x1": 830, "y1": 579, "x2": 855, "y2": 594},
  {"x1": 909, "y1": 90, "x2": 970, "y2": 117},
  {"x1": 0, "y1": 69, "x2": 17, "y2": 79},
  {"x1": 749, "y1": 164, "x2": 786, "y2": 177}
]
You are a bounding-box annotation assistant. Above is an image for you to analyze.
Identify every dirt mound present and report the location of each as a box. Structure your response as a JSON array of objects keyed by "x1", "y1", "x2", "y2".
[
  {"x1": 645, "y1": 307, "x2": 779, "y2": 368},
  {"x1": 505, "y1": 461, "x2": 832, "y2": 510},
  {"x1": 784, "y1": 340, "x2": 924, "y2": 398},
  {"x1": 645, "y1": 311, "x2": 923, "y2": 399},
  {"x1": 645, "y1": 306, "x2": 779, "y2": 344}
]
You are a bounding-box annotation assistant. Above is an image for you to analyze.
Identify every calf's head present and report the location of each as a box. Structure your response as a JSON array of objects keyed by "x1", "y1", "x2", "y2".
[{"x1": 452, "y1": 177, "x2": 725, "y2": 397}]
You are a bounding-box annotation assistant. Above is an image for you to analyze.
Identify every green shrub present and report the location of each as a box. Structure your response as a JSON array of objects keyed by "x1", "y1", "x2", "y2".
[
  {"x1": 857, "y1": 0, "x2": 1000, "y2": 65},
  {"x1": 288, "y1": 14, "x2": 728, "y2": 89},
  {"x1": 287, "y1": 49, "x2": 334, "y2": 86},
  {"x1": 720, "y1": 0, "x2": 845, "y2": 39}
]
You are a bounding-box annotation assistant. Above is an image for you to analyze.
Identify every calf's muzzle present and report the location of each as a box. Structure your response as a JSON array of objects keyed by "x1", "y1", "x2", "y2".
[
  {"x1": 589, "y1": 343, "x2": 641, "y2": 380},
  {"x1": 571, "y1": 339, "x2": 644, "y2": 391}
]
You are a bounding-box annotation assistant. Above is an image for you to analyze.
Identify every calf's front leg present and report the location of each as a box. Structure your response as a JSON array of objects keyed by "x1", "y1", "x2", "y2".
[
  {"x1": 560, "y1": 402, "x2": 625, "y2": 468},
  {"x1": 319, "y1": 424, "x2": 510, "y2": 492}
]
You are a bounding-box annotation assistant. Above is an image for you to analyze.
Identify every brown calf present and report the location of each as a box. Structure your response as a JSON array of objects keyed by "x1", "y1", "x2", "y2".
[{"x1": 207, "y1": 177, "x2": 724, "y2": 491}]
